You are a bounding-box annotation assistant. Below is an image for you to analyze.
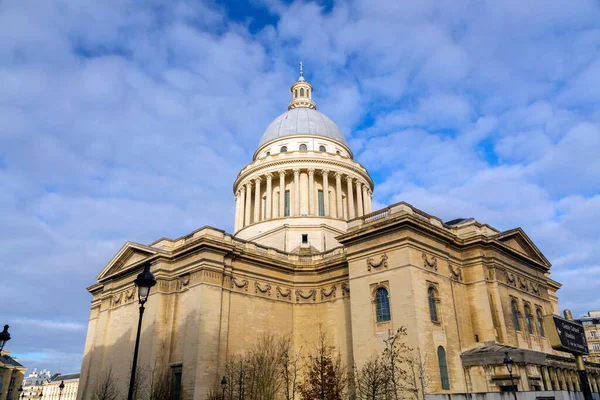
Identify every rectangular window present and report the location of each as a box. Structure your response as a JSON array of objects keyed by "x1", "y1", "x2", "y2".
[
  {"x1": 302, "y1": 234, "x2": 308, "y2": 244},
  {"x1": 284, "y1": 190, "x2": 290, "y2": 217},
  {"x1": 171, "y1": 365, "x2": 182, "y2": 400},
  {"x1": 277, "y1": 192, "x2": 280, "y2": 217},
  {"x1": 318, "y1": 190, "x2": 324, "y2": 216},
  {"x1": 263, "y1": 196, "x2": 267, "y2": 220},
  {"x1": 590, "y1": 331, "x2": 598, "y2": 337},
  {"x1": 593, "y1": 344, "x2": 600, "y2": 351}
]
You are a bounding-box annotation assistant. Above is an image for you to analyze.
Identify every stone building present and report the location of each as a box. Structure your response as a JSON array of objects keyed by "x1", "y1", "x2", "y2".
[
  {"x1": 43, "y1": 373, "x2": 79, "y2": 400},
  {"x1": 77, "y1": 71, "x2": 600, "y2": 399},
  {"x1": 0, "y1": 352, "x2": 25, "y2": 400},
  {"x1": 577, "y1": 311, "x2": 600, "y2": 364},
  {"x1": 22, "y1": 369, "x2": 52, "y2": 399}
]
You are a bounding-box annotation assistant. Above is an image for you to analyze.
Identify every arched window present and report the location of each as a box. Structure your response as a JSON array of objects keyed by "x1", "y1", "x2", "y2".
[
  {"x1": 265, "y1": 151, "x2": 270, "y2": 156},
  {"x1": 300, "y1": 88, "x2": 305, "y2": 96},
  {"x1": 280, "y1": 146, "x2": 287, "y2": 153},
  {"x1": 524, "y1": 305, "x2": 533, "y2": 334},
  {"x1": 319, "y1": 145, "x2": 326, "y2": 152},
  {"x1": 438, "y1": 346, "x2": 450, "y2": 390},
  {"x1": 375, "y1": 288, "x2": 390, "y2": 322},
  {"x1": 295, "y1": 89, "x2": 298, "y2": 98},
  {"x1": 537, "y1": 309, "x2": 545, "y2": 337},
  {"x1": 299, "y1": 144, "x2": 307, "y2": 151},
  {"x1": 428, "y1": 287, "x2": 438, "y2": 322},
  {"x1": 511, "y1": 300, "x2": 521, "y2": 331},
  {"x1": 336, "y1": 150, "x2": 341, "y2": 155}
]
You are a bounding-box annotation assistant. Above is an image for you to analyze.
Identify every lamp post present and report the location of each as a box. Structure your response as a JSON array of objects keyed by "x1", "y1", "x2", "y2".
[
  {"x1": 126, "y1": 263, "x2": 157, "y2": 400},
  {"x1": 58, "y1": 381, "x2": 64, "y2": 400},
  {"x1": 38, "y1": 391, "x2": 43, "y2": 400},
  {"x1": 504, "y1": 352, "x2": 518, "y2": 400},
  {"x1": 18, "y1": 386, "x2": 23, "y2": 399},
  {"x1": 221, "y1": 376, "x2": 227, "y2": 400},
  {"x1": 0, "y1": 325, "x2": 11, "y2": 352}
]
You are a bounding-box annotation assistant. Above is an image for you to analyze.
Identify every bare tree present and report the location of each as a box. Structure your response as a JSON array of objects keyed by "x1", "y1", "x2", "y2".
[
  {"x1": 91, "y1": 366, "x2": 120, "y2": 400},
  {"x1": 148, "y1": 362, "x2": 172, "y2": 400},
  {"x1": 353, "y1": 355, "x2": 387, "y2": 400},
  {"x1": 298, "y1": 329, "x2": 347, "y2": 400},
  {"x1": 403, "y1": 348, "x2": 430, "y2": 400},
  {"x1": 278, "y1": 335, "x2": 301, "y2": 400}
]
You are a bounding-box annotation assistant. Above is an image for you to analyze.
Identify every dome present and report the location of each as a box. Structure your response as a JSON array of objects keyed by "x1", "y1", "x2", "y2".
[{"x1": 258, "y1": 107, "x2": 347, "y2": 147}]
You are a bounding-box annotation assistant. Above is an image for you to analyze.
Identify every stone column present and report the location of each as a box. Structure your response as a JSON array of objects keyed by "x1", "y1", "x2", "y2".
[
  {"x1": 293, "y1": 168, "x2": 300, "y2": 216},
  {"x1": 308, "y1": 168, "x2": 315, "y2": 216},
  {"x1": 300, "y1": 171, "x2": 309, "y2": 216},
  {"x1": 356, "y1": 180, "x2": 364, "y2": 217},
  {"x1": 366, "y1": 189, "x2": 373, "y2": 213},
  {"x1": 346, "y1": 176, "x2": 355, "y2": 219},
  {"x1": 265, "y1": 173, "x2": 272, "y2": 220},
  {"x1": 278, "y1": 170, "x2": 286, "y2": 217},
  {"x1": 542, "y1": 367, "x2": 552, "y2": 391},
  {"x1": 335, "y1": 172, "x2": 343, "y2": 219},
  {"x1": 362, "y1": 185, "x2": 369, "y2": 215},
  {"x1": 234, "y1": 191, "x2": 241, "y2": 232},
  {"x1": 254, "y1": 177, "x2": 262, "y2": 223},
  {"x1": 322, "y1": 169, "x2": 330, "y2": 216},
  {"x1": 244, "y1": 182, "x2": 252, "y2": 226},
  {"x1": 573, "y1": 371, "x2": 580, "y2": 391}
]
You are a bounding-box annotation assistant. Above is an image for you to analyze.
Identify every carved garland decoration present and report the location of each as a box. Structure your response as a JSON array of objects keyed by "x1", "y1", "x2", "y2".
[
  {"x1": 367, "y1": 254, "x2": 388, "y2": 272},
  {"x1": 277, "y1": 287, "x2": 291, "y2": 299},
  {"x1": 231, "y1": 277, "x2": 249, "y2": 291},
  {"x1": 321, "y1": 285, "x2": 337, "y2": 300},
  {"x1": 449, "y1": 264, "x2": 462, "y2": 282},
  {"x1": 296, "y1": 289, "x2": 316, "y2": 302},
  {"x1": 518, "y1": 276, "x2": 529, "y2": 291},
  {"x1": 422, "y1": 252, "x2": 438, "y2": 271},
  {"x1": 506, "y1": 272, "x2": 516, "y2": 286},
  {"x1": 255, "y1": 281, "x2": 272, "y2": 296},
  {"x1": 341, "y1": 282, "x2": 350, "y2": 296}
]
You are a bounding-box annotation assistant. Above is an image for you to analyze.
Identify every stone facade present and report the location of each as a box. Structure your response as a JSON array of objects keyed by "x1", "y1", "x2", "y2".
[
  {"x1": 0, "y1": 352, "x2": 25, "y2": 400},
  {"x1": 77, "y1": 73, "x2": 600, "y2": 399},
  {"x1": 576, "y1": 311, "x2": 600, "y2": 364}
]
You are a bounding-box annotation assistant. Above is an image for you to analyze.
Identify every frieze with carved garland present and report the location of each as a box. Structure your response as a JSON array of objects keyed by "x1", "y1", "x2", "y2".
[
  {"x1": 255, "y1": 281, "x2": 272, "y2": 296},
  {"x1": 231, "y1": 277, "x2": 249, "y2": 291},
  {"x1": 276, "y1": 286, "x2": 292, "y2": 300},
  {"x1": 111, "y1": 287, "x2": 136, "y2": 307},
  {"x1": 320, "y1": 285, "x2": 337, "y2": 301},
  {"x1": 422, "y1": 252, "x2": 438, "y2": 271},
  {"x1": 296, "y1": 289, "x2": 316, "y2": 302},
  {"x1": 503, "y1": 270, "x2": 545, "y2": 296},
  {"x1": 449, "y1": 264, "x2": 462, "y2": 282},
  {"x1": 367, "y1": 254, "x2": 388, "y2": 272}
]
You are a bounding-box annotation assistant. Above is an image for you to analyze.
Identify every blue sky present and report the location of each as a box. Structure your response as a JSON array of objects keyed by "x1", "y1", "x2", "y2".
[{"x1": 1, "y1": 0, "x2": 600, "y2": 374}]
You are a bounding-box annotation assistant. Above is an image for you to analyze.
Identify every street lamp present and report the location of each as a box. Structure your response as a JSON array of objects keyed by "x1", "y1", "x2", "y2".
[
  {"x1": 504, "y1": 352, "x2": 518, "y2": 400},
  {"x1": 221, "y1": 376, "x2": 227, "y2": 400},
  {"x1": 126, "y1": 263, "x2": 157, "y2": 400},
  {"x1": 38, "y1": 391, "x2": 43, "y2": 399},
  {"x1": 18, "y1": 386, "x2": 23, "y2": 399},
  {"x1": 0, "y1": 325, "x2": 11, "y2": 352},
  {"x1": 58, "y1": 381, "x2": 64, "y2": 400}
]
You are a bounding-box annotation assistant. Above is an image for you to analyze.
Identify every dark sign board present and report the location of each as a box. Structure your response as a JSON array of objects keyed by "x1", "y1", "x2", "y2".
[{"x1": 543, "y1": 315, "x2": 589, "y2": 355}]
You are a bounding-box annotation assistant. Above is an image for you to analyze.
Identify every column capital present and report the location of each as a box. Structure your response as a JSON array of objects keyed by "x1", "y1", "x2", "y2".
[
  {"x1": 334, "y1": 171, "x2": 343, "y2": 179},
  {"x1": 235, "y1": 190, "x2": 241, "y2": 197},
  {"x1": 346, "y1": 175, "x2": 354, "y2": 183},
  {"x1": 367, "y1": 189, "x2": 372, "y2": 195},
  {"x1": 240, "y1": 185, "x2": 246, "y2": 193},
  {"x1": 293, "y1": 168, "x2": 300, "y2": 176},
  {"x1": 322, "y1": 169, "x2": 330, "y2": 175},
  {"x1": 278, "y1": 170, "x2": 286, "y2": 177},
  {"x1": 355, "y1": 180, "x2": 363, "y2": 187},
  {"x1": 307, "y1": 168, "x2": 315, "y2": 176},
  {"x1": 245, "y1": 181, "x2": 253, "y2": 188},
  {"x1": 265, "y1": 172, "x2": 273, "y2": 181},
  {"x1": 254, "y1": 176, "x2": 262, "y2": 183}
]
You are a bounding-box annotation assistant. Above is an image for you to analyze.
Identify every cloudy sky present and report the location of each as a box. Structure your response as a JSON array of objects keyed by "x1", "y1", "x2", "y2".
[{"x1": 2, "y1": 0, "x2": 600, "y2": 374}]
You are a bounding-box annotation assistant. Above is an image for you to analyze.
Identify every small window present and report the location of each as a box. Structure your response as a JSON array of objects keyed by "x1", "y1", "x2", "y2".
[
  {"x1": 438, "y1": 346, "x2": 450, "y2": 390},
  {"x1": 300, "y1": 88, "x2": 304, "y2": 96},
  {"x1": 336, "y1": 150, "x2": 341, "y2": 155},
  {"x1": 319, "y1": 145, "x2": 326, "y2": 152},
  {"x1": 375, "y1": 287, "x2": 390, "y2": 322},
  {"x1": 281, "y1": 146, "x2": 287, "y2": 153},
  {"x1": 318, "y1": 190, "x2": 324, "y2": 216},
  {"x1": 265, "y1": 151, "x2": 270, "y2": 156},
  {"x1": 524, "y1": 305, "x2": 533, "y2": 334},
  {"x1": 299, "y1": 144, "x2": 307, "y2": 151},
  {"x1": 428, "y1": 287, "x2": 439, "y2": 322},
  {"x1": 511, "y1": 300, "x2": 521, "y2": 331},
  {"x1": 302, "y1": 234, "x2": 308, "y2": 244},
  {"x1": 284, "y1": 190, "x2": 290, "y2": 216},
  {"x1": 295, "y1": 89, "x2": 298, "y2": 98},
  {"x1": 171, "y1": 365, "x2": 182, "y2": 400}
]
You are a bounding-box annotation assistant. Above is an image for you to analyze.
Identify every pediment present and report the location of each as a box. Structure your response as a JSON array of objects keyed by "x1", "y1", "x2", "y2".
[
  {"x1": 493, "y1": 229, "x2": 550, "y2": 269},
  {"x1": 96, "y1": 242, "x2": 159, "y2": 281}
]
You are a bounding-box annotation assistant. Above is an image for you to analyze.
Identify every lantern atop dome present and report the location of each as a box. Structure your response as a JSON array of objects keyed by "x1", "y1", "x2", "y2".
[{"x1": 288, "y1": 61, "x2": 316, "y2": 110}]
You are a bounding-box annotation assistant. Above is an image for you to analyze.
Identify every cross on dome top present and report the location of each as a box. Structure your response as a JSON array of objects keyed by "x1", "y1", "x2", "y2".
[{"x1": 289, "y1": 61, "x2": 315, "y2": 110}]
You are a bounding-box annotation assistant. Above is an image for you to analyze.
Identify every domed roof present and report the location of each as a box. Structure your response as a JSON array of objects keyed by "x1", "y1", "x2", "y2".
[{"x1": 259, "y1": 107, "x2": 347, "y2": 147}]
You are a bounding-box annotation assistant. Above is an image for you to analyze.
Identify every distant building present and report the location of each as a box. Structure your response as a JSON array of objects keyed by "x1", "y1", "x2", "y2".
[
  {"x1": 0, "y1": 352, "x2": 26, "y2": 400},
  {"x1": 43, "y1": 373, "x2": 79, "y2": 400},
  {"x1": 577, "y1": 311, "x2": 600, "y2": 364},
  {"x1": 22, "y1": 369, "x2": 52, "y2": 399}
]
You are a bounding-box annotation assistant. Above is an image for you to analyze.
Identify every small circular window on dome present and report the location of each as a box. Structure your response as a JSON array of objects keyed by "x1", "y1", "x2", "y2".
[
  {"x1": 266, "y1": 151, "x2": 270, "y2": 156},
  {"x1": 299, "y1": 144, "x2": 307, "y2": 151},
  {"x1": 280, "y1": 146, "x2": 287, "y2": 153},
  {"x1": 319, "y1": 145, "x2": 326, "y2": 152},
  {"x1": 336, "y1": 150, "x2": 341, "y2": 155}
]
